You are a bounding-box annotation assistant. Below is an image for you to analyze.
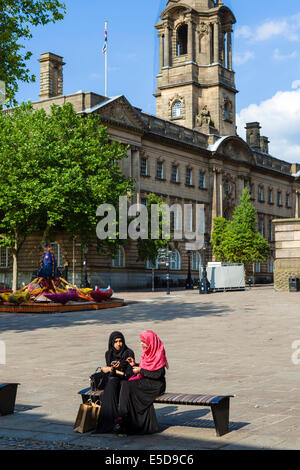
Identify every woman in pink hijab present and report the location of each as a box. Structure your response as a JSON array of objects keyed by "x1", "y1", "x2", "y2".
[{"x1": 116, "y1": 330, "x2": 168, "y2": 435}]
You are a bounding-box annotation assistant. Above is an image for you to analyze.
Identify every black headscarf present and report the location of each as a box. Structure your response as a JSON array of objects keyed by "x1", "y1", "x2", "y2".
[{"x1": 105, "y1": 331, "x2": 135, "y2": 369}]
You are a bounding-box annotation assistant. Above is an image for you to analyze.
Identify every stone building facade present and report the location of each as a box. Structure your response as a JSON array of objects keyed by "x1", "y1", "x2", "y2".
[
  {"x1": 274, "y1": 219, "x2": 300, "y2": 292},
  {"x1": 1, "y1": 0, "x2": 300, "y2": 290}
]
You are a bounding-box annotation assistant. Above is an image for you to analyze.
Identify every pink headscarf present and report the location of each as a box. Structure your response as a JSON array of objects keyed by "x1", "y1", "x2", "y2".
[{"x1": 129, "y1": 330, "x2": 168, "y2": 381}]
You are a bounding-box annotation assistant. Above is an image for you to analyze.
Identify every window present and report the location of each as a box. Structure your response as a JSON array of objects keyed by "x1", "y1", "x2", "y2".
[
  {"x1": 146, "y1": 258, "x2": 159, "y2": 270},
  {"x1": 286, "y1": 193, "x2": 290, "y2": 208},
  {"x1": 258, "y1": 186, "x2": 264, "y2": 202},
  {"x1": 177, "y1": 24, "x2": 188, "y2": 56},
  {"x1": 157, "y1": 161, "x2": 164, "y2": 179},
  {"x1": 171, "y1": 165, "x2": 178, "y2": 183},
  {"x1": 112, "y1": 247, "x2": 125, "y2": 268},
  {"x1": 277, "y1": 191, "x2": 282, "y2": 206},
  {"x1": 172, "y1": 101, "x2": 183, "y2": 119},
  {"x1": 170, "y1": 250, "x2": 181, "y2": 271},
  {"x1": 0, "y1": 247, "x2": 8, "y2": 268},
  {"x1": 268, "y1": 188, "x2": 273, "y2": 204},
  {"x1": 141, "y1": 157, "x2": 148, "y2": 176},
  {"x1": 255, "y1": 262, "x2": 261, "y2": 273},
  {"x1": 141, "y1": 198, "x2": 148, "y2": 206},
  {"x1": 199, "y1": 172, "x2": 205, "y2": 189},
  {"x1": 258, "y1": 218, "x2": 264, "y2": 237},
  {"x1": 186, "y1": 168, "x2": 192, "y2": 186},
  {"x1": 268, "y1": 259, "x2": 274, "y2": 273},
  {"x1": 50, "y1": 243, "x2": 63, "y2": 267},
  {"x1": 249, "y1": 183, "x2": 254, "y2": 197},
  {"x1": 192, "y1": 252, "x2": 201, "y2": 271},
  {"x1": 269, "y1": 219, "x2": 273, "y2": 241}
]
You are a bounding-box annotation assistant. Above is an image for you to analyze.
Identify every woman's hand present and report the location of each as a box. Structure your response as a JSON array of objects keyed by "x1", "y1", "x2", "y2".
[
  {"x1": 111, "y1": 361, "x2": 120, "y2": 370},
  {"x1": 101, "y1": 366, "x2": 112, "y2": 374},
  {"x1": 132, "y1": 366, "x2": 141, "y2": 375},
  {"x1": 126, "y1": 357, "x2": 136, "y2": 367}
]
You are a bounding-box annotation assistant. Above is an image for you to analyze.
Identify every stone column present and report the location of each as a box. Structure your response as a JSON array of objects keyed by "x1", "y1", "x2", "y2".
[
  {"x1": 164, "y1": 24, "x2": 170, "y2": 67},
  {"x1": 212, "y1": 168, "x2": 218, "y2": 221},
  {"x1": 187, "y1": 18, "x2": 194, "y2": 62},
  {"x1": 159, "y1": 33, "x2": 164, "y2": 72},
  {"x1": 218, "y1": 170, "x2": 223, "y2": 218},
  {"x1": 227, "y1": 31, "x2": 232, "y2": 70},
  {"x1": 214, "y1": 21, "x2": 220, "y2": 63}
]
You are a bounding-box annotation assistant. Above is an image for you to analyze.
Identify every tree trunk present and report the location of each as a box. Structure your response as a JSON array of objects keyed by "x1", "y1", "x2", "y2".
[
  {"x1": 152, "y1": 267, "x2": 155, "y2": 292},
  {"x1": 12, "y1": 250, "x2": 18, "y2": 292}
]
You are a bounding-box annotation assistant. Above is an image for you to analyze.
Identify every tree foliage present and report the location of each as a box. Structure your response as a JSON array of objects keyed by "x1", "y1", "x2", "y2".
[
  {"x1": 137, "y1": 193, "x2": 170, "y2": 267},
  {"x1": 0, "y1": 102, "x2": 134, "y2": 289},
  {"x1": 0, "y1": 0, "x2": 66, "y2": 106},
  {"x1": 211, "y1": 188, "x2": 270, "y2": 264}
]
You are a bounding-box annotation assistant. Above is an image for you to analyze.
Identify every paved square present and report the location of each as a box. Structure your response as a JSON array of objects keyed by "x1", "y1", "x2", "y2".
[{"x1": 0, "y1": 285, "x2": 300, "y2": 450}]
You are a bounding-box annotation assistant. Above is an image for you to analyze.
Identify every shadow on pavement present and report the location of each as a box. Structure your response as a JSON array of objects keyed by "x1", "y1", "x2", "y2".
[
  {"x1": 0, "y1": 403, "x2": 255, "y2": 450},
  {"x1": 0, "y1": 301, "x2": 232, "y2": 333}
]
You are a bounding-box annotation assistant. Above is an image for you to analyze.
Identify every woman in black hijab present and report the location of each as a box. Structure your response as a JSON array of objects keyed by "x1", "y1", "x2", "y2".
[{"x1": 94, "y1": 331, "x2": 135, "y2": 433}]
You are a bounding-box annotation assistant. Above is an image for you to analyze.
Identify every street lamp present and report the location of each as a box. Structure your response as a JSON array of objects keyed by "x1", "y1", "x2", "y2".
[
  {"x1": 185, "y1": 250, "x2": 193, "y2": 289},
  {"x1": 199, "y1": 232, "x2": 211, "y2": 295},
  {"x1": 82, "y1": 245, "x2": 90, "y2": 288}
]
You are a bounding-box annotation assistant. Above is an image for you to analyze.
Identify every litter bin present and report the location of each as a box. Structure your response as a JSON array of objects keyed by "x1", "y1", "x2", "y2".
[
  {"x1": 0, "y1": 383, "x2": 20, "y2": 416},
  {"x1": 289, "y1": 277, "x2": 300, "y2": 292}
]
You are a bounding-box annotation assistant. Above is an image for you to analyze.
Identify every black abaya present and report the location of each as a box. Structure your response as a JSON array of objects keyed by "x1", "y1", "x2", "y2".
[
  {"x1": 118, "y1": 367, "x2": 166, "y2": 435},
  {"x1": 95, "y1": 332, "x2": 135, "y2": 433}
]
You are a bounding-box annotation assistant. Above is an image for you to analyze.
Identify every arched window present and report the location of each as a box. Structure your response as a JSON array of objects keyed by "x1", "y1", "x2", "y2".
[
  {"x1": 170, "y1": 250, "x2": 181, "y2": 271},
  {"x1": 172, "y1": 101, "x2": 183, "y2": 119},
  {"x1": 192, "y1": 252, "x2": 201, "y2": 271},
  {"x1": 112, "y1": 247, "x2": 125, "y2": 268},
  {"x1": 146, "y1": 258, "x2": 159, "y2": 270},
  {"x1": 50, "y1": 243, "x2": 63, "y2": 267},
  {"x1": 177, "y1": 24, "x2": 188, "y2": 56}
]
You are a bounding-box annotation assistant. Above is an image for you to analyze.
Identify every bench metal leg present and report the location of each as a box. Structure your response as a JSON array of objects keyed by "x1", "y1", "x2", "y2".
[{"x1": 211, "y1": 398, "x2": 230, "y2": 437}]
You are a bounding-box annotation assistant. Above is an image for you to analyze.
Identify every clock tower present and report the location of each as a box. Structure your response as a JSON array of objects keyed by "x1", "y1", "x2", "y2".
[{"x1": 155, "y1": 0, "x2": 237, "y2": 136}]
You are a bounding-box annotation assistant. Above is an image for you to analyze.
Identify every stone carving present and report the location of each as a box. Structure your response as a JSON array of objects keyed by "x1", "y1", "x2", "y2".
[
  {"x1": 222, "y1": 96, "x2": 233, "y2": 123},
  {"x1": 195, "y1": 105, "x2": 214, "y2": 129},
  {"x1": 199, "y1": 22, "x2": 209, "y2": 35}
]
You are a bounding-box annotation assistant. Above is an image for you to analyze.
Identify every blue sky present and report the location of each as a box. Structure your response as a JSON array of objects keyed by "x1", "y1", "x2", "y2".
[{"x1": 15, "y1": 0, "x2": 300, "y2": 162}]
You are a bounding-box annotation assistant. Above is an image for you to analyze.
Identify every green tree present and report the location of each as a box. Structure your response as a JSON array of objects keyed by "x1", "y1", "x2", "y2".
[
  {"x1": 211, "y1": 188, "x2": 270, "y2": 265},
  {"x1": 0, "y1": 0, "x2": 66, "y2": 106},
  {"x1": 137, "y1": 193, "x2": 170, "y2": 291},
  {"x1": 0, "y1": 102, "x2": 134, "y2": 291}
]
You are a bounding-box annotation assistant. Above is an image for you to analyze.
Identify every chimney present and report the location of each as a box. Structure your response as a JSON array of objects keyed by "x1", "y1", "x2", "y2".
[
  {"x1": 245, "y1": 122, "x2": 261, "y2": 150},
  {"x1": 38, "y1": 52, "x2": 65, "y2": 100},
  {"x1": 260, "y1": 136, "x2": 270, "y2": 154}
]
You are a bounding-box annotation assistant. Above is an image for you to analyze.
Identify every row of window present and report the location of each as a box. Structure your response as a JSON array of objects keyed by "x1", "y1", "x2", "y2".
[
  {"x1": 141, "y1": 157, "x2": 206, "y2": 188},
  {"x1": 0, "y1": 244, "x2": 275, "y2": 274},
  {"x1": 251, "y1": 185, "x2": 291, "y2": 208}
]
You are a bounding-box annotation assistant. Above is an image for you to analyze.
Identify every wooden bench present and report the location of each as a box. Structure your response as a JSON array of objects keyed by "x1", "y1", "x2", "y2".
[{"x1": 78, "y1": 387, "x2": 234, "y2": 437}]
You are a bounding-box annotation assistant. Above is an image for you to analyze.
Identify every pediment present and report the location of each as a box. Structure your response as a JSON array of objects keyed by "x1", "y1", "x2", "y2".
[
  {"x1": 94, "y1": 96, "x2": 145, "y2": 131},
  {"x1": 210, "y1": 136, "x2": 255, "y2": 166}
]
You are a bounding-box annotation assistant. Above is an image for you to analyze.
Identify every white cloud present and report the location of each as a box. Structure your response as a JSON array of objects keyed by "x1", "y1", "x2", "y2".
[
  {"x1": 237, "y1": 13, "x2": 300, "y2": 43},
  {"x1": 234, "y1": 51, "x2": 255, "y2": 66},
  {"x1": 292, "y1": 80, "x2": 300, "y2": 89},
  {"x1": 273, "y1": 48, "x2": 298, "y2": 61},
  {"x1": 237, "y1": 87, "x2": 300, "y2": 163}
]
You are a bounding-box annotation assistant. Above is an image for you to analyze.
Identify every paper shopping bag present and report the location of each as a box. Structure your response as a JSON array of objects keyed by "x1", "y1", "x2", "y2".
[{"x1": 73, "y1": 400, "x2": 101, "y2": 433}]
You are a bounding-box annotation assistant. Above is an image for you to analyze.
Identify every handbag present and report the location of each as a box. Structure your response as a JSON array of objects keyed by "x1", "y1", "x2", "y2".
[
  {"x1": 73, "y1": 399, "x2": 101, "y2": 433},
  {"x1": 90, "y1": 367, "x2": 106, "y2": 391}
]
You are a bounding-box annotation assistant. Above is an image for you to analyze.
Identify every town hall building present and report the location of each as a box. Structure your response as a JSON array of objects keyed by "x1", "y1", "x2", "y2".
[{"x1": 1, "y1": 0, "x2": 300, "y2": 290}]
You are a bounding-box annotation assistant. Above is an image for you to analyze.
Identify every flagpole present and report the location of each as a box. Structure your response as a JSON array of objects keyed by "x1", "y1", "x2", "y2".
[{"x1": 105, "y1": 21, "x2": 108, "y2": 97}]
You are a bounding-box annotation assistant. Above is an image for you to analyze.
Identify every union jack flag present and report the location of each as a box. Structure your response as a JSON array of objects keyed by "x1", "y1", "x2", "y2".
[{"x1": 102, "y1": 23, "x2": 108, "y2": 54}]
